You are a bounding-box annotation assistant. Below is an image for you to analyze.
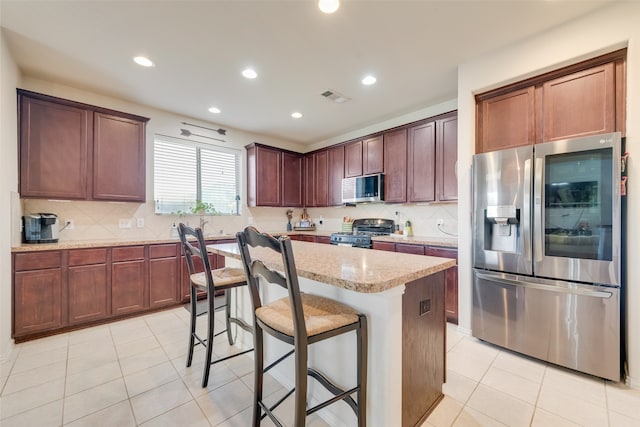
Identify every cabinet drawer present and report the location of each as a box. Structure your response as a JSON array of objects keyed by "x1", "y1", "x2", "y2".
[
  {"x1": 14, "y1": 251, "x2": 62, "y2": 271},
  {"x1": 112, "y1": 246, "x2": 145, "y2": 262},
  {"x1": 373, "y1": 241, "x2": 396, "y2": 252},
  {"x1": 68, "y1": 248, "x2": 108, "y2": 266},
  {"x1": 425, "y1": 246, "x2": 458, "y2": 261},
  {"x1": 396, "y1": 243, "x2": 425, "y2": 255},
  {"x1": 149, "y1": 244, "x2": 177, "y2": 259}
]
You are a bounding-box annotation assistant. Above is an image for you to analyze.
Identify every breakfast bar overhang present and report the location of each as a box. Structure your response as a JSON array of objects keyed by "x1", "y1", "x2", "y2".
[{"x1": 208, "y1": 240, "x2": 455, "y2": 427}]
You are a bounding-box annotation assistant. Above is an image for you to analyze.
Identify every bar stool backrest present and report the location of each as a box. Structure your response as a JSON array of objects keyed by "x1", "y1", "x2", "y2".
[
  {"x1": 178, "y1": 223, "x2": 214, "y2": 290},
  {"x1": 236, "y1": 226, "x2": 307, "y2": 340}
]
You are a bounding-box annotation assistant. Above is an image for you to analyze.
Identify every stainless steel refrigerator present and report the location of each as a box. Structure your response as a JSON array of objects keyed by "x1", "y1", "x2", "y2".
[{"x1": 472, "y1": 132, "x2": 623, "y2": 381}]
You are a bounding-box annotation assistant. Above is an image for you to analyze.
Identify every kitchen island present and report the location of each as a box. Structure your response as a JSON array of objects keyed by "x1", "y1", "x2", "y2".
[{"x1": 208, "y1": 240, "x2": 455, "y2": 427}]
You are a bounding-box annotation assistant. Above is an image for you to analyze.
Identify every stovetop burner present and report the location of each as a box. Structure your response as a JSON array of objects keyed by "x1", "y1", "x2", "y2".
[{"x1": 330, "y1": 218, "x2": 395, "y2": 248}]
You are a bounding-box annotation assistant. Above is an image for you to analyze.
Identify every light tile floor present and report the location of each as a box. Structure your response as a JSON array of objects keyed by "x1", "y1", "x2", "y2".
[{"x1": 1, "y1": 307, "x2": 639, "y2": 426}]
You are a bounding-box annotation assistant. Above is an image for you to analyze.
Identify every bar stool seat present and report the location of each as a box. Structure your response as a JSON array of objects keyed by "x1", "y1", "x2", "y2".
[
  {"x1": 257, "y1": 293, "x2": 360, "y2": 337},
  {"x1": 190, "y1": 267, "x2": 247, "y2": 289}
]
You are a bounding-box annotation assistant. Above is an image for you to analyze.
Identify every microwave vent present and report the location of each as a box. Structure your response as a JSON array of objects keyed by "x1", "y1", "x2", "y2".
[{"x1": 321, "y1": 89, "x2": 351, "y2": 104}]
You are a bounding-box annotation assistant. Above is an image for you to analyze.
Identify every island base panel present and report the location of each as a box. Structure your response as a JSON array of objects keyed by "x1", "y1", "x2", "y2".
[{"x1": 403, "y1": 271, "x2": 446, "y2": 427}]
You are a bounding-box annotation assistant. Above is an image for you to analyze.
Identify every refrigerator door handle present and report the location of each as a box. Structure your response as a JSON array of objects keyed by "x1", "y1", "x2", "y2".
[
  {"x1": 533, "y1": 157, "x2": 543, "y2": 262},
  {"x1": 523, "y1": 159, "x2": 532, "y2": 262},
  {"x1": 475, "y1": 272, "x2": 613, "y2": 298}
]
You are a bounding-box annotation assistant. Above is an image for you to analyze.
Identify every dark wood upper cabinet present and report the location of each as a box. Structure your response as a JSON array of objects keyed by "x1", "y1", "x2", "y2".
[
  {"x1": 436, "y1": 115, "x2": 458, "y2": 201},
  {"x1": 344, "y1": 140, "x2": 363, "y2": 178},
  {"x1": 314, "y1": 150, "x2": 329, "y2": 207},
  {"x1": 246, "y1": 144, "x2": 281, "y2": 207},
  {"x1": 328, "y1": 145, "x2": 345, "y2": 205},
  {"x1": 19, "y1": 95, "x2": 90, "y2": 199},
  {"x1": 304, "y1": 154, "x2": 316, "y2": 207},
  {"x1": 363, "y1": 136, "x2": 383, "y2": 174},
  {"x1": 93, "y1": 113, "x2": 146, "y2": 201},
  {"x1": 476, "y1": 49, "x2": 626, "y2": 153},
  {"x1": 18, "y1": 89, "x2": 148, "y2": 202},
  {"x1": 383, "y1": 128, "x2": 408, "y2": 203},
  {"x1": 246, "y1": 144, "x2": 303, "y2": 207},
  {"x1": 407, "y1": 122, "x2": 436, "y2": 203},
  {"x1": 542, "y1": 63, "x2": 615, "y2": 141},
  {"x1": 476, "y1": 87, "x2": 535, "y2": 153},
  {"x1": 281, "y1": 151, "x2": 304, "y2": 207}
]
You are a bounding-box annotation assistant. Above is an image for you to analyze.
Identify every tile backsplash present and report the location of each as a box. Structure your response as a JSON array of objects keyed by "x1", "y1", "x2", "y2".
[{"x1": 20, "y1": 199, "x2": 458, "y2": 243}]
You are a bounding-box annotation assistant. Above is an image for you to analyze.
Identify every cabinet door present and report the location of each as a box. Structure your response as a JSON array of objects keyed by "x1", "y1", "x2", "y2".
[
  {"x1": 408, "y1": 122, "x2": 436, "y2": 203},
  {"x1": 282, "y1": 151, "x2": 303, "y2": 207},
  {"x1": 149, "y1": 258, "x2": 179, "y2": 308},
  {"x1": 19, "y1": 95, "x2": 90, "y2": 199},
  {"x1": 436, "y1": 115, "x2": 458, "y2": 201},
  {"x1": 542, "y1": 62, "x2": 615, "y2": 142},
  {"x1": 383, "y1": 129, "x2": 408, "y2": 203},
  {"x1": 477, "y1": 86, "x2": 535, "y2": 153},
  {"x1": 68, "y1": 264, "x2": 108, "y2": 324},
  {"x1": 328, "y1": 146, "x2": 345, "y2": 206},
  {"x1": 363, "y1": 136, "x2": 384, "y2": 174},
  {"x1": 93, "y1": 112, "x2": 146, "y2": 201},
  {"x1": 112, "y1": 260, "x2": 147, "y2": 315},
  {"x1": 304, "y1": 154, "x2": 316, "y2": 207},
  {"x1": 344, "y1": 140, "x2": 363, "y2": 178},
  {"x1": 14, "y1": 269, "x2": 63, "y2": 336},
  {"x1": 248, "y1": 145, "x2": 281, "y2": 207},
  {"x1": 315, "y1": 150, "x2": 329, "y2": 206}
]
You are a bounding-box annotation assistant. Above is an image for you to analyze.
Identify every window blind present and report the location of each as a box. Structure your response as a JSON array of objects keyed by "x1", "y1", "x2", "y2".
[{"x1": 154, "y1": 135, "x2": 241, "y2": 215}]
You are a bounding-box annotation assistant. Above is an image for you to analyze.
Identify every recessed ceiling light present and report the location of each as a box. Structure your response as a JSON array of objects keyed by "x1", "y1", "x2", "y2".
[
  {"x1": 291, "y1": 112, "x2": 303, "y2": 119},
  {"x1": 242, "y1": 68, "x2": 258, "y2": 79},
  {"x1": 208, "y1": 107, "x2": 221, "y2": 114},
  {"x1": 318, "y1": 0, "x2": 339, "y2": 14},
  {"x1": 133, "y1": 56, "x2": 154, "y2": 67},
  {"x1": 362, "y1": 75, "x2": 377, "y2": 85}
]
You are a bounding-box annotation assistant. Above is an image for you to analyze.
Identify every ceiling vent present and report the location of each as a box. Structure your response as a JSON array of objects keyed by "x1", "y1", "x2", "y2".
[{"x1": 321, "y1": 89, "x2": 351, "y2": 104}]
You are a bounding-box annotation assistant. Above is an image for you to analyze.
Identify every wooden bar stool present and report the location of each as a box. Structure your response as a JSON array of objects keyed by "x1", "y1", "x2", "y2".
[
  {"x1": 178, "y1": 223, "x2": 253, "y2": 387},
  {"x1": 236, "y1": 226, "x2": 367, "y2": 426}
]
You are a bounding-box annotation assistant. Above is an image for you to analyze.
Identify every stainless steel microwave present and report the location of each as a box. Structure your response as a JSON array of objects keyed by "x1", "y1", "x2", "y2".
[{"x1": 341, "y1": 173, "x2": 384, "y2": 203}]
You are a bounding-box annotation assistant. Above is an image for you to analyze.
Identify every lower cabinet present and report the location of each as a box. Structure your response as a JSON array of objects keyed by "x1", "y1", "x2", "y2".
[
  {"x1": 68, "y1": 248, "x2": 108, "y2": 325},
  {"x1": 14, "y1": 267, "x2": 63, "y2": 336},
  {"x1": 112, "y1": 259, "x2": 146, "y2": 315},
  {"x1": 373, "y1": 241, "x2": 459, "y2": 324},
  {"x1": 149, "y1": 244, "x2": 179, "y2": 308}
]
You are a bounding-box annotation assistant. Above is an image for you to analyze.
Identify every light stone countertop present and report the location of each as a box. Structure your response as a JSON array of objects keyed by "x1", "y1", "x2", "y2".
[
  {"x1": 371, "y1": 234, "x2": 458, "y2": 248},
  {"x1": 208, "y1": 240, "x2": 455, "y2": 294}
]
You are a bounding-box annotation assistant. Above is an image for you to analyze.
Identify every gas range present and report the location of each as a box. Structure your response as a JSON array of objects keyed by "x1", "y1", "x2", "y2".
[{"x1": 329, "y1": 218, "x2": 395, "y2": 248}]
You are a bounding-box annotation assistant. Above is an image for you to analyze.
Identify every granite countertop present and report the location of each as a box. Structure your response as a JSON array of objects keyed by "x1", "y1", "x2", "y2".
[
  {"x1": 11, "y1": 234, "x2": 237, "y2": 252},
  {"x1": 208, "y1": 240, "x2": 455, "y2": 294},
  {"x1": 371, "y1": 234, "x2": 458, "y2": 248}
]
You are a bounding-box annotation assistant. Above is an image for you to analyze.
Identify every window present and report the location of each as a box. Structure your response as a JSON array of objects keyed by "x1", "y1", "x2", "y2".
[{"x1": 154, "y1": 135, "x2": 241, "y2": 215}]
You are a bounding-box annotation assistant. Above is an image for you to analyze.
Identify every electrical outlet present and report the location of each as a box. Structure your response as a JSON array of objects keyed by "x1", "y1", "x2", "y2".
[
  {"x1": 136, "y1": 218, "x2": 144, "y2": 228},
  {"x1": 437, "y1": 219, "x2": 444, "y2": 226},
  {"x1": 65, "y1": 219, "x2": 75, "y2": 230},
  {"x1": 119, "y1": 219, "x2": 132, "y2": 229}
]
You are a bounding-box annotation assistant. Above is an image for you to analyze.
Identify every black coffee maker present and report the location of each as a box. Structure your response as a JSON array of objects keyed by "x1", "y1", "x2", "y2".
[{"x1": 22, "y1": 213, "x2": 59, "y2": 243}]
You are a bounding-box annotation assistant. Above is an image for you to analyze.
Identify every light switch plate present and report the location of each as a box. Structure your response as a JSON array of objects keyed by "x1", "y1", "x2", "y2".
[
  {"x1": 119, "y1": 219, "x2": 132, "y2": 229},
  {"x1": 136, "y1": 218, "x2": 144, "y2": 228}
]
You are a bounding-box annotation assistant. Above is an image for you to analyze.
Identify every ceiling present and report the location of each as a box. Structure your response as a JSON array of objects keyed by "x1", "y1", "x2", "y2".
[{"x1": 0, "y1": 1, "x2": 615, "y2": 145}]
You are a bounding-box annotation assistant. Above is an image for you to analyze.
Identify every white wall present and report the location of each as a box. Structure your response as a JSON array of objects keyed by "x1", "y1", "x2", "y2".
[
  {"x1": 0, "y1": 31, "x2": 21, "y2": 361},
  {"x1": 457, "y1": 1, "x2": 640, "y2": 386}
]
